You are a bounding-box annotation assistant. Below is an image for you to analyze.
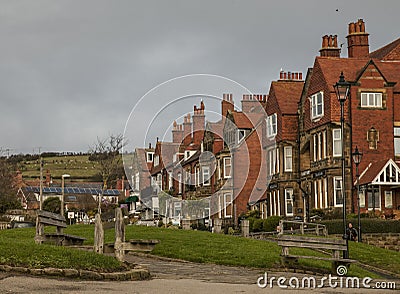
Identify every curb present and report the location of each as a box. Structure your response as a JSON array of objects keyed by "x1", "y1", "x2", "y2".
[{"x1": 0, "y1": 264, "x2": 150, "y2": 281}]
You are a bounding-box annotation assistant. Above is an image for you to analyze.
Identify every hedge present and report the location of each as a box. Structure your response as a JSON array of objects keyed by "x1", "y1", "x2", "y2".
[
  {"x1": 321, "y1": 219, "x2": 400, "y2": 234},
  {"x1": 248, "y1": 216, "x2": 281, "y2": 233}
]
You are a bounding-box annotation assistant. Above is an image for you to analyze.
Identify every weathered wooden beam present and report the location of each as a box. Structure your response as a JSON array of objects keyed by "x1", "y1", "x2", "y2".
[{"x1": 94, "y1": 213, "x2": 104, "y2": 254}]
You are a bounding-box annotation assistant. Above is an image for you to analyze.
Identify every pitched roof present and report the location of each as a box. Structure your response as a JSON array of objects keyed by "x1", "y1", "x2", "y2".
[
  {"x1": 270, "y1": 81, "x2": 304, "y2": 114},
  {"x1": 151, "y1": 142, "x2": 179, "y2": 175},
  {"x1": 316, "y1": 57, "x2": 400, "y2": 92},
  {"x1": 359, "y1": 159, "x2": 400, "y2": 186},
  {"x1": 231, "y1": 111, "x2": 254, "y2": 129},
  {"x1": 370, "y1": 37, "x2": 400, "y2": 60}
]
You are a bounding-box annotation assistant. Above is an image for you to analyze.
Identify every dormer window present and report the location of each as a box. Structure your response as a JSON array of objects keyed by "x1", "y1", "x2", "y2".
[
  {"x1": 267, "y1": 113, "x2": 277, "y2": 137},
  {"x1": 361, "y1": 92, "x2": 382, "y2": 108},
  {"x1": 146, "y1": 152, "x2": 154, "y2": 163},
  {"x1": 310, "y1": 91, "x2": 324, "y2": 120}
]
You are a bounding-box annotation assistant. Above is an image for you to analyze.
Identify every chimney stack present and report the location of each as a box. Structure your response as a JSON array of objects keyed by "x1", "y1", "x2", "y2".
[
  {"x1": 319, "y1": 35, "x2": 341, "y2": 57},
  {"x1": 192, "y1": 101, "x2": 205, "y2": 145},
  {"x1": 183, "y1": 113, "x2": 192, "y2": 146},
  {"x1": 172, "y1": 120, "x2": 184, "y2": 144},
  {"x1": 222, "y1": 93, "x2": 234, "y2": 118},
  {"x1": 278, "y1": 70, "x2": 303, "y2": 81},
  {"x1": 241, "y1": 94, "x2": 267, "y2": 113},
  {"x1": 347, "y1": 19, "x2": 369, "y2": 58}
]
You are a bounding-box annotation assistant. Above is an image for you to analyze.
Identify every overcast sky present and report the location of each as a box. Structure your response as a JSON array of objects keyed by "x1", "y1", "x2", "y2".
[{"x1": 1, "y1": 0, "x2": 400, "y2": 154}]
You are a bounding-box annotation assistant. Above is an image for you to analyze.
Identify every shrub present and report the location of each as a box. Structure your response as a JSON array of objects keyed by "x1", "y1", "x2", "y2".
[
  {"x1": 262, "y1": 216, "x2": 282, "y2": 232},
  {"x1": 321, "y1": 219, "x2": 400, "y2": 234},
  {"x1": 252, "y1": 219, "x2": 264, "y2": 232}
]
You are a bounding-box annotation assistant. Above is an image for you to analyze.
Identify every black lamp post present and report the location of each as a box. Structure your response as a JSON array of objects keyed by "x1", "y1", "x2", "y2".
[
  {"x1": 352, "y1": 146, "x2": 363, "y2": 242},
  {"x1": 334, "y1": 72, "x2": 351, "y2": 258}
]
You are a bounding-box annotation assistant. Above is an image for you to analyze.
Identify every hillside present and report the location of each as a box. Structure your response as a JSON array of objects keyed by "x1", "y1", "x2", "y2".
[{"x1": 18, "y1": 154, "x2": 101, "y2": 182}]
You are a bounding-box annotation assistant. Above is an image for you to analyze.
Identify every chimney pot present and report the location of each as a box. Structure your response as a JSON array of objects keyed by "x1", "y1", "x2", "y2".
[{"x1": 299, "y1": 72, "x2": 303, "y2": 80}]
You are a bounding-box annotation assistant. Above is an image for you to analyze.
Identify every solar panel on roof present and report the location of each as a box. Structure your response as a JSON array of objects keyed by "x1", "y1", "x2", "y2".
[
  {"x1": 113, "y1": 189, "x2": 120, "y2": 195},
  {"x1": 43, "y1": 187, "x2": 51, "y2": 193},
  {"x1": 79, "y1": 188, "x2": 85, "y2": 193},
  {"x1": 26, "y1": 187, "x2": 32, "y2": 192},
  {"x1": 33, "y1": 187, "x2": 39, "y2": 193},
  {"x1": 66, "y1": 187, "x2": 74, "y2": 193},
  {"x1": 56, "y1": 187, "x2": 62, "y2": 193},
  {"x1": 50, "y1": 187, "x2": 57, "y2": 193}
]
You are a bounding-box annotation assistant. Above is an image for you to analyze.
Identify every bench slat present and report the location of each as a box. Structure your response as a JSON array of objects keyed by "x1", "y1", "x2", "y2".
[
  {"x1": 278, "y1": 235, "x2": 346, "y2": 245},
  {"x1": 278, "y1": 241, "x2": 346, "y2": 251},
  {"x1": 283, "y1": 254, "x2": 356, "y2": 263},
  {"x1": 37, "y1": 210, "x2": 66, "y2": 222},
  {"x1": 38, "y1": 217, "x2": 67, "y2": 228}
]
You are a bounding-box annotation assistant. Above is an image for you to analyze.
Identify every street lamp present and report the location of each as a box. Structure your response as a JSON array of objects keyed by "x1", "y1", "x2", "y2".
[
  {"x1": 334, "y1": 72, "x2": 351, "y2": 257},
  {"x1": 352, "y1": 146, "x2": 363, "y2": 242},
  {"x1": 61, "y1": 174, "x2": 70, "y2": 217}
]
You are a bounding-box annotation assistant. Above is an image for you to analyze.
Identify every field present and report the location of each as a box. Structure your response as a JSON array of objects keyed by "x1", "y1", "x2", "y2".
[
  {"x1": 19, "y1": 155, "x2": 101, "y2": 181},
  {"x1": 1, "y1": 224, "x2": 399, "y2": 279}
]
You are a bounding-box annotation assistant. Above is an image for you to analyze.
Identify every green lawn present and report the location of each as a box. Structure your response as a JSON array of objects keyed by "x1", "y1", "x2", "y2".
[
  {"x1": 65, "y1": 225, "x2": 400, "y2": 278},
  {"x1": 0, "y1": 228, "x2": 125, "y2": 272},
  {"x1": 1, "y1": 225, "x2": 398, "y2": 278}
]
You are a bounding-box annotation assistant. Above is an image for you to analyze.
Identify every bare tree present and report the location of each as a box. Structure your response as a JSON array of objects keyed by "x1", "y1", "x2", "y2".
[{"x1": 89, "y1": 134, "x2": 126, "y2": 213}]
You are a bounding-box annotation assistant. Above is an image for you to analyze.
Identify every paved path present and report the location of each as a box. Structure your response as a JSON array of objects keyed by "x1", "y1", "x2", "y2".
[{"x1": 0, "y1": 254, "x2": 398, "y2": 293}]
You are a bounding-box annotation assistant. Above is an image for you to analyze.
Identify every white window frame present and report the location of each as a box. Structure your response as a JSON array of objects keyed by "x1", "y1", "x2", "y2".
[
  {"x1": 361, "y1": 92, "x2": 382, "y2": 108},
  {"x1": 310, "y1": 91, "x2": 324, "y2": 120},
  {"x1": 313, "y1": 134, "x2": 317, "y2": 162},
  {"x1": 332, "y1": 129, "x2": 342, "y2": 157},
  {"x1": 168, "y1": 172, "x2": 173, "y2": 190},
  {"x1": 359, "y1": 190, "x2": 365, "y2": 208},
  {"x1": 135, "y1": 172, "x2": 140, "y2": 191},
  {"x1": 224, "y1": 193, "x2": 232, "y2": 218},
  {"x1": 146, "y1": 152, "x2": 154, "y2": 163},
  {"x1": 267, "y1": 113, "x2": 277, "y2": 138},
  {"x1": 385, "y1": 191, "x2": 393, "y2": 208},
  {"x1": 178, "y1": 172, "x2": 182, "y2": 194},
  {"x1": 154, "y1": 155, "x2": 160, "y2": 167},
  {"x1": 284, "y1": 146, "x2": 293, "y2": 172},
  {"x1": 223, "y1": 157, "x2": 232, "y2": 178},
  {"x1": 395, "y1": 127, "x2": 400, "y2": 157},
  {"x1": 202, "y1": 166, "x2": 210, "y2": 186},
  {"x1": 285, "y1": 188, "x2": 294, "y2": 216},
  {"x1": 333, "y1": 177, "x2": 343, "y2": 207},
  {"x1": 322, "y1": 130, "x2": 327, "y2": 159}
]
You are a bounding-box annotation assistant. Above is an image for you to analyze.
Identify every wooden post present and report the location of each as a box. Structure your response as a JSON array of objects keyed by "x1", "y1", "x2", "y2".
[
  {"x1": 241, "y1": 220, "x2": 249, "y2": 238},
  {"x1": 114, "y1": 208, "x2": 125, "y2": 261},
  {"x1": 300, "y1": 222, "x2": 304, "y2": 235},
  {"x1": 94, "y1": 213, "x2": 104, "y2": 254},
  {"x1": 278, "y1": 220, "x2": 283, "y2": 236},
  {"x1": 214, "y1": 219, "x2": 222, "y2": 233}
]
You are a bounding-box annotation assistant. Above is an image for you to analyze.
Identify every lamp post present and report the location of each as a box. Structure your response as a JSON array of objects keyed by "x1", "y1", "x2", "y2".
[
  {"x1": 334, "y1": 72, "x2": 351, "y2": 258},
  {"x1": 61, "y1": 174, "x2": 70, "y2": 217},
  {"x1": 352, "y1": 146, "x2": 363, "y2": 242}
]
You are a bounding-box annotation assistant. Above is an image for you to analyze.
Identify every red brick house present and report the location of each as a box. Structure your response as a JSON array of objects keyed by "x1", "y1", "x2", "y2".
[
  {"x1": 298, "y1": 19, "x2": 400, "y2": 217},
  {"x1": 252, "y1": 72, "x2": 304, "y2": 219}
]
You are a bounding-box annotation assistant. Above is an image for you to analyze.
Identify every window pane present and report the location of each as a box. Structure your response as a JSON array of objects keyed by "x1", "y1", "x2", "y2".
[
  {"x1": 376, "y1": 93, "x2": 382, "y2": 107},
  {"x1": 395, "y1": 138, "x2": 400, "y2": 156},
  {"x1": 369, "y1": 93, "x2": 374, "y2": 106},
  {"x1": 361, "y1": 93, "x2": 367, "y2": 106},
  {"x1": 395, "y1": 127, "x2": 400, "y2": 136},
  {"x1": 385, "y1": 191, "x2": 393, "y2": 208}
]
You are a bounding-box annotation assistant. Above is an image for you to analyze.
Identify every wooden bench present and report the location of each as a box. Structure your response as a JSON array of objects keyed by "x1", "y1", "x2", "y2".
[
  {"x1": 277, "y1": 235, "x2": 355, "y2": 273},
  {"x1": 103, "y1": 239, "x2": 160, "y2": 254},
  {"x1": 34, "y1": 210, "x2": 85, "y2": 246}
]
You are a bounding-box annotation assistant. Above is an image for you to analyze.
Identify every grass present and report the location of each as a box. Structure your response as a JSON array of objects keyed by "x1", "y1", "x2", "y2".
[
  {"x1": 20, "y1": 155, "x2": 101, "y2": 180},
  {"x1": 0, "y1": 228, "x2": 125, "y2": 272},
  {"x1": 1, "y1": 225, "x2": 399, "y2": 278},
  {"x1": 65, "y1": 225, "x2": 400, "y2": 278}
]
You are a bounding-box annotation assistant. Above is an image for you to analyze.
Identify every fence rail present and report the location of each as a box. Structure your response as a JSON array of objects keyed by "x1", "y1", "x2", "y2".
[{"x1": 278, "y1": 220, "x2": 327, "y2": 236}]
